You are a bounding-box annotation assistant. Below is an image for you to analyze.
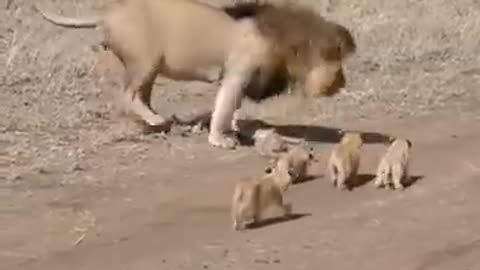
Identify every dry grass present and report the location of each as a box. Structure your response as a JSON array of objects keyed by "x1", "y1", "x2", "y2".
[{"x1": 1, "y1": 0, "x2": 479, "y2": 181}]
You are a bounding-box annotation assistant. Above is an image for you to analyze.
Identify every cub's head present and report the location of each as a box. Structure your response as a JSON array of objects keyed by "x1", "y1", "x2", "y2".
[
  {"x1": 386, "y1": 136, "x2": 413, "y2": 149},
  {"x1": 339, "y1": 131, "x2": 363, "y2": 148}
]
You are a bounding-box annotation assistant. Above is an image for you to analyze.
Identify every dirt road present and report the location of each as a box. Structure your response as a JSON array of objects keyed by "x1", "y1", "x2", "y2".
[
  {"x1": 2, "y1": 0, "x2": 480, "y2": 269},
  {"x1": 1, "y1": 112, "x2": 479, "y2": 270}
]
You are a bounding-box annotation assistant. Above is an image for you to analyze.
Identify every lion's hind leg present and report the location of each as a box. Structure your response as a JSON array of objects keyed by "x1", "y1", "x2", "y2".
[{"x1": 122, "y1": 58, "x2": 167, "y2": 127}]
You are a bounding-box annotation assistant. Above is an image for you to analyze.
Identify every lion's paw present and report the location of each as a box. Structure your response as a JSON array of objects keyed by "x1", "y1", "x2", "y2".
[
  {"x1": 145, "y1": 114, "x2": 168, "y2": 127},
  {"x1": 208, "y1": 132, "x2": 238, "y2": 149},
  {"x1": 142, "y1": 115, "x2": 174, "y2": 134}
]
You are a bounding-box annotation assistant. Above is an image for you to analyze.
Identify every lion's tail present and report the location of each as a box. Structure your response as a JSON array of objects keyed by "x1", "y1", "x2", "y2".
[{"x1": 34, "y1": 4, "x2": 100, "y2": 28}]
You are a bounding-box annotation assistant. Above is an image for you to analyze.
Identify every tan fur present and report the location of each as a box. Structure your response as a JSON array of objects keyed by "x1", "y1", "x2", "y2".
[
  {"x1": 374, "y1": 137, "x2": 412, "y2": 190},
  {"x1": 327, "y1": 132, "x2": 363, "y2": 190},
  {"x1": 253, "y1": 128, "x2": 303, "y2": 158},
  {"x1": 231, "y1": 165, "x2": 293, "y2": 231},
  {"x1": 269, "y1": 144, "x2": 315, "y2": 184},
  {"x1": 35, "y1": 0, "x2": 356, "y2": 150},
  {"x1": 252, "y1": 2, "x2": 355, "y2": 97}
]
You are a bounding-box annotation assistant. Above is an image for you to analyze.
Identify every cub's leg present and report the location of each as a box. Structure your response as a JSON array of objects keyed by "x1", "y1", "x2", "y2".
[
  {"x1": 233, "y1": 201, "x2": 250, "y2": 231},
  {"x1": 232, "y1": 182, "x2": 258, "y2": 231},
  {"x1": 374, "y1": 164, "x2": 388, "y2": 188},
  {"x1": 336, "y1": 168, "x2": 348, "y2": 190},
  {"x1": 231, "y1": 187, "x2": 243, "y2": 231},
  {"x1": 391, "y1": 164, "x2": 405, "y2": 190},
  {"x1": 404, "y1": 162, "x2": 410, "y2": 184},
  {"x1": 328, "y1": 162, "x2": 338, "y2": 187},
  {"x1": 281, "y1": 203, "x2": 293, "y2": 217},
  {"x1": 350, "y1": 154, "x2": 360, "y2": 188},
  {"x1": 232, "y1": 187, "x2": 251, "y2": 231},
  {"x1": 333, "y1": 161, "x2": 348, "y2": 190},
  {"x1": 269, "y1": 188, "x2": 291, "y2": 218}
]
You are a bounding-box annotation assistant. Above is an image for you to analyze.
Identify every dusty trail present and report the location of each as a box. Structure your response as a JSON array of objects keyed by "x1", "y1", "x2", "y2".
[
  {"x1": 2, "y1": 1, "x2": 480, "y2": 269},
  {"x1": 5, "y1": 113, "x2": 479, "y2": 270}
]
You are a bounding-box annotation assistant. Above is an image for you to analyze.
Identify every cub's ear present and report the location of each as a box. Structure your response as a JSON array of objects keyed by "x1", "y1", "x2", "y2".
[
  {"x1": 406, "y1": 139, "x2": 412, "y2": 148},
  {"x1": 308, "y1": 146, "x2": 315, "y2": 159},
  {"x1": 385, "y1": 136, "x2": 396, "y2": 145}
]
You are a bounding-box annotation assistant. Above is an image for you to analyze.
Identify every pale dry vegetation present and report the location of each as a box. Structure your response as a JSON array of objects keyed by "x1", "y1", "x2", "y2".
[{"x1": 1, "y1": 0, "x2": 479, "y2": 182}]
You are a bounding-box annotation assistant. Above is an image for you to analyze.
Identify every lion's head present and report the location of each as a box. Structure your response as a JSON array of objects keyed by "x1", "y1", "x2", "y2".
[
  {"x1": 257, "y1": 3, "x2": 355, "y2": 97},
  {"x1": 225, "y1": 2, "x2": 356, "y2": 98}
]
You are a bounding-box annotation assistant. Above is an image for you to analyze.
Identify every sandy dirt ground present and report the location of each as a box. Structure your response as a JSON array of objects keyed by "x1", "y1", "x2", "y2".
[{"x1": 1, "y1": 0, "x2": 480, "y2": 269}]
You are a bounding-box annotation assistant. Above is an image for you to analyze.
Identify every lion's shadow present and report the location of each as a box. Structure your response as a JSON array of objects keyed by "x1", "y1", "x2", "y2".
[
  {"x1": 150, "y1": 115, "x2": 390, "y2": 146},
  {"x1": 236, "y1": 119, "x2": 390, "y2": 145}
]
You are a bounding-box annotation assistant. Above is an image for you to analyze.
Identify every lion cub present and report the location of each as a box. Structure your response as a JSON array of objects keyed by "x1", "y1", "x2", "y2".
[
  {"x1": 270, "y1": 144, "x2": 315, "y2": 184},
  {"x1": 374, "y1": 137, "x2": 412, "y2": 190},
  {"x1": 253, "y1": 128, "x2": 302, "y2": 158},
  {"x1": 327, "y1": 131, "x2": 363, "y2": 190},
  {"x1": 231, "y1": 165, "x2": 293, "y2": 231}
]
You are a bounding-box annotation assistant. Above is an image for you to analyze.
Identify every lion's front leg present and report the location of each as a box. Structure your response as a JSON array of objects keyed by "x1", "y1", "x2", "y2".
[
  {"x1": 209, "y1": 20, "x2": 266, "y2": 149},
  {"x1": 209, "y1": 74, "x2": 245, "y2": 149}
]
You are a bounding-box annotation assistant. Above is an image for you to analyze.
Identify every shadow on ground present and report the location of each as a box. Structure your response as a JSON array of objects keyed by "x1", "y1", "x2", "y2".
[
  {"x1": 293, "y1": 174, "x2": 322, "y2": 185},
  {"x1": 236, "y1": 119, "x2": 391, "y2": 145},
  {"x1": 142, "y1": 114, "x2": 391, "y2": 146},
  {"x1": 247, "y1": 213, "x2": 311, "y2": 230},
  {"x1": 371, "y1": 175, "x2": 424, "y2": 190},
  {"x1": 404, "y1": 175, "x2": 424, "y2": 189},
  {"x1": 351, "y1": 173, "x2": 377, "y2": 190},
  {"x1": 329, "y1": 174, "x2": 424, "y2": 191}
]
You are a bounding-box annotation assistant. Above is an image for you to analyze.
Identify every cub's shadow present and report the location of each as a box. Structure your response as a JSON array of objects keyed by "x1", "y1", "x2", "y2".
[
  {"x1": 247, "y1": 213, "x2": 311, "y2": 230},
  {"x1": 236, "y1": 119, "x2": 390, "y2": 146},
  {"x1": 349, "y1": 173, "x2": 377, "y2": 190},
  {"x1": 329, "y1": 173, "x2": 424, "y2": 191},
  {"x1": 349, "y1": 174, "x2": 424, "y2": 191},
  {"x1": 403, "y1": 175, "x2": 424, "y2": 189},
  {"x1": 292, "y1": 174, "x2": 322, "y2": 185}
]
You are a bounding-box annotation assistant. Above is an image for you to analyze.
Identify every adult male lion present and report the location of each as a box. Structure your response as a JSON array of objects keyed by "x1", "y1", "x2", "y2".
[{"x1": 35, "y1": 0, "x2": 356, "y2": 149}]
